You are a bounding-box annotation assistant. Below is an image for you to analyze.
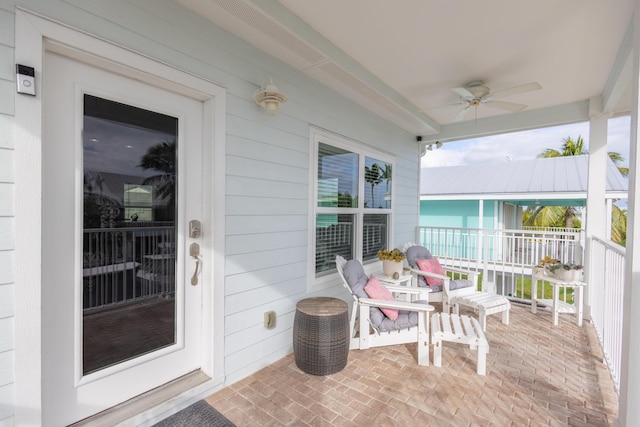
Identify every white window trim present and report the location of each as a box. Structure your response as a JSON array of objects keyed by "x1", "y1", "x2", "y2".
[{"x1": 307, "y1": 126, "x2": 395, "y2": 291}]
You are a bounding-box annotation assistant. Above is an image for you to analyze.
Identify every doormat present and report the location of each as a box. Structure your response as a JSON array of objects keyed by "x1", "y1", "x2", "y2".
[{"x1": 153, "y1": 400, "x2": 235, "y2": 427}]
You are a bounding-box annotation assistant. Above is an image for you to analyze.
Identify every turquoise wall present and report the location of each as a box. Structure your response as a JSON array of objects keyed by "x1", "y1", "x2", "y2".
[{"x1": 420, "y1": 200, "x2": 496, "y2": 229}]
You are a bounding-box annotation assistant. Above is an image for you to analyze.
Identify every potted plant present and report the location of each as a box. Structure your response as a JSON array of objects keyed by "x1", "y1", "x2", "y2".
[
  {"x1": 548, "y1": 262, "x2": 583, "y2": 282},
  {"x1": 533, "y1": 256, "x2": 561, "y2": 276},
  {"x1": 378, "y1": 248, "x2": 406, "y2": 278}
]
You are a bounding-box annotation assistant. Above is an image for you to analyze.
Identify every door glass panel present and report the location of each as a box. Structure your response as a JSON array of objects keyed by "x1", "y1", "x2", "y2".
[{"x1": 82, "y1": 94, "x2": 178, "y2": 375}]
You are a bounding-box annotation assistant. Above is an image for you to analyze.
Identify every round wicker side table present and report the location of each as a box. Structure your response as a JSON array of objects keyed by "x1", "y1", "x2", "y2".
[{"x1": 293, "y1": 297, "x2": 349, "y2": 375}]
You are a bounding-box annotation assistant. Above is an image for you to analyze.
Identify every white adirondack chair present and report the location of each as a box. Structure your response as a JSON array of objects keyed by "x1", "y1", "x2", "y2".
[
  {"x1": 405, "y1": 244, "x2": 479, "y2": 313},
  {"x1": 405, "y1": 245, "x2": 511, "y2": 330},
  {"x1": 335, "y1": 255, "x2": 434, "y2": 366}
]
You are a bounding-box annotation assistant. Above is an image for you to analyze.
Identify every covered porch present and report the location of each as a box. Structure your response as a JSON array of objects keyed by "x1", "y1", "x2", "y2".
[{"x1": 205, "y1": 303, "x2": 617, "y2": 426}]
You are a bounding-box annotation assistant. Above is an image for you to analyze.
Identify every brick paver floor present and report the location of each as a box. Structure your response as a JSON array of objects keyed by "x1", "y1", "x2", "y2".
[{"x1": 205, "y1": 303, "x2": 618, "y2": 426}]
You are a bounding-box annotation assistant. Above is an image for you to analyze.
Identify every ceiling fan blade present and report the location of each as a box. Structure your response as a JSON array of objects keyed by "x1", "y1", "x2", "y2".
[
  {"x1": 490, "y1": 82, "x2": 541, "y2": 99},
  {"x1": 453, "y1": 105, "x2": 472, "y2": 122},
  {"x1": 423, "y1": 101, "x2": 467, "y2": 111},
  {"x1": 450, "y1": 87, "x2": 475, "y2": 100},
  {"x1": 484, "y1": 100, "x2": 527, "y2": 112}
]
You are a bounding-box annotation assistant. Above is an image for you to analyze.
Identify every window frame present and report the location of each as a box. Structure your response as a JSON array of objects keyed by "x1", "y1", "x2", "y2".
[{"x1": 308, "y1": 127, "x2": 395, "y2": 291}]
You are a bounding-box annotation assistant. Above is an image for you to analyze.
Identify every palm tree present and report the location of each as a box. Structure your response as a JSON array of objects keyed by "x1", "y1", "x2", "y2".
[
  {"x1": 537, "y1": 135, "x2": 586, "y2": 158},
  {"x1": 528, "y1": 136, "x2": 628, "y2": 243},
  {"x1": 138, "y1": 140, "x2": 176, "y2": 212},
  {"x1": 364, "y1": 163, "x2": 383, "y2": 208},
  {"x1": 537, "y1": 135, "x2": 628, "y2": 176},
  {"x1": 611, "y1": 204, "x2": 627, "y2": 246}
]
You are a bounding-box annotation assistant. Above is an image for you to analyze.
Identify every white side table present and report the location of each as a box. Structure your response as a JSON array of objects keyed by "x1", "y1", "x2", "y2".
[
  {"x1": 378, "y1": 274, "x2": 412, "y2": 287},
  {"x1": 531, "y1": 273, "x2": 586, "y2": 326}
]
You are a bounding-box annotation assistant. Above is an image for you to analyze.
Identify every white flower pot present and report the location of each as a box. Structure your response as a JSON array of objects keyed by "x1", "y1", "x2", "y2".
[
  {"x1": 382, "y1": 260, "x2": 404, "y2": 278},
  {"x1": 555, "y1": 268, "x2": 582, "y2": 282}
]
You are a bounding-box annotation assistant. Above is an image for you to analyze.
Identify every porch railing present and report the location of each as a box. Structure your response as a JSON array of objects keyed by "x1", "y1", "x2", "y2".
[
  {"x1": 416, "y1": 226, "x2": 584, "y2": 300},
  {"x1": 588, "y1": 236, "x2": 625, "y2": 392},
  {"x1": 83, "y1": 225, "x2": 175, "y2": 312},
  {"x1": 416, "y1": 225, "x2": 624, "y2": 393}
]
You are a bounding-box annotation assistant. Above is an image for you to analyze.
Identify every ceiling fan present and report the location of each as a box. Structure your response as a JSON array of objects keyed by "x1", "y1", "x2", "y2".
[{"x1": 448, "y1": 80, "x2": 542, "y2": 122}]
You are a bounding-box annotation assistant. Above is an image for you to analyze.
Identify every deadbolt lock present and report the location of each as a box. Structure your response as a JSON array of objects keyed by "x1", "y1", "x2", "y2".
[{"x1": 189, "y1": 220, "x2": 201, "y2": 238}]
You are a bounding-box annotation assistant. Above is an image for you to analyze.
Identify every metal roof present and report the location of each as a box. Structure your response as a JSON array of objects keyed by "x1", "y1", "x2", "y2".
[{"x1": 420, "y1": 156, "x2": 628, "y2": 205}]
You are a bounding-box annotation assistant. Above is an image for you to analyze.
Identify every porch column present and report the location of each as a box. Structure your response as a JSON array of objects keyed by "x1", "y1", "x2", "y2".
[
  {"x1": 618, "y1": 3, "x2": 640, "y2": 425},
  {"x1": 585, "y1": 96, "x2": 609, "y2": 318}
]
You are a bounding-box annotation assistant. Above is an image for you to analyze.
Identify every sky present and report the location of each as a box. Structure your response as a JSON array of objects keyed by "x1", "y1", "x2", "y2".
[{"x1": 421, "y1": 115, "x2": 631, "y2": 169}]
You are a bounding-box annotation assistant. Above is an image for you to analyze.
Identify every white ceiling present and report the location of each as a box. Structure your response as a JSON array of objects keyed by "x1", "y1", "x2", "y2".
[{"x1": 179, "y1": 0, "x2": 635, "y2": 138}]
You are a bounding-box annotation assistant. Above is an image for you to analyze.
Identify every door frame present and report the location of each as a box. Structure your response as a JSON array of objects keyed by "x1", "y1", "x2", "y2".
[{"x1": 15, "y1": 9, "x2": 226, "y2": 425}]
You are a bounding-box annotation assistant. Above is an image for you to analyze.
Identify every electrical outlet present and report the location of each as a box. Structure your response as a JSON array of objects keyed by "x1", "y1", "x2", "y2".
[{"x1": 264, "y1": 311, "x2": 276, "y2": 329}]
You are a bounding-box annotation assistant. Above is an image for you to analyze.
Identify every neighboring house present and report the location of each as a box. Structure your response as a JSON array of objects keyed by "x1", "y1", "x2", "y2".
[{"x1": 420, "y1": 156, "x2": 628, "y2": 232}]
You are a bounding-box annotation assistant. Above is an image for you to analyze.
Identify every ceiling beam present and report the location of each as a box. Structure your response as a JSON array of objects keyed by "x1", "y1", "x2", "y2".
[
  {"x1": 602, "y1": 17, "x2": 634, "y2": 113},
  {"x1": 420, "y1": 100, "x2": 590, "y2": 144}
]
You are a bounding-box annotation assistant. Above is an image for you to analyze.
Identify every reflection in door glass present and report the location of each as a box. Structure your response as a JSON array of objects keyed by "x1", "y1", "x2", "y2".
[{"x1": 82, "y1": 94, "x2": 178, "y2": 375}]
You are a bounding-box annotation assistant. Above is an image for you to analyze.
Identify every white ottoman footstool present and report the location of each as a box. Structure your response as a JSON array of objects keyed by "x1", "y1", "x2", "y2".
[
  {"x1": 431, "y1": 313, "x2": 488, "y2": 375},
  {"x1": 450, "y1": 293, "x2": 510, "y2": 331}
]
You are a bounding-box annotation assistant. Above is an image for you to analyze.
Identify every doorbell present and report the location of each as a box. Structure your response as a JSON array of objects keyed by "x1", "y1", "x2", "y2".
[{"x1": 16, "y1": 64, "x2": 36, "y2": 96}]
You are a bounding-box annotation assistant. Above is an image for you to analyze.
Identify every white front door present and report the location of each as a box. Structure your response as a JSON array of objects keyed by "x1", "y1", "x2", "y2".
[{"x1": 42, "y1": 50, "x2": 205, "y2": 425}]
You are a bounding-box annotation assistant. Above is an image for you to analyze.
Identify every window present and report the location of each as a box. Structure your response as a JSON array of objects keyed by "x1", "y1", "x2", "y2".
[
  {"x1": 309, "y1": 128, "x2": 394, "y2": 284},
  {"x1": 124, "y1": 184, "x2": 154, "y2": 222}
]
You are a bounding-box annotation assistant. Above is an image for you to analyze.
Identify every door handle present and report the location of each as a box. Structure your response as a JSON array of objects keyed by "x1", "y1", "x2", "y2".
[{"x1": 189, "y1": 243, "x2": 201, "y2": 286}]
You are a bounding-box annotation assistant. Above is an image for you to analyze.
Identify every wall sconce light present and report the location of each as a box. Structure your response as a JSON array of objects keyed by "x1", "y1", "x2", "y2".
[{"x1": 254, "y1": 78, "x2": 287, "y2": 115}]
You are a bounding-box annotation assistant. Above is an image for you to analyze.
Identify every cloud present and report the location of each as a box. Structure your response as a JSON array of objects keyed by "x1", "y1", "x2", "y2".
[{"x1": 422, "y1": 117, "x2": 630, "y2": 168}]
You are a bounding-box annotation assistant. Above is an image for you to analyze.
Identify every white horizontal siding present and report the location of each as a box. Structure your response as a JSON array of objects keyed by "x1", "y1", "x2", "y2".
[
  {"x1": 0, "y1": 149, "x2": 12, "y2": 183},
  {"x1": 0, "y1": 115, "x2": 13, "y2": 149},
  {"x1": 226, "y1": 155, "x2": 307, "y2": 184},
  {"x1": 0, "y1": 7, "x2": 14, "y2": 46},
  {"x1": 0, "y1": 250, "x2": 12, "y2": 286},
  {"x1": 0, "y1": 284, "x2": 13, "y2": 319},
  {"x1": 0, "y1": 184, "x2": 12, "y2": 217},
  {"x1": 226, "y1": 215, "x2": 307, "y2": 235},
  {"x1": 225, "y1": 309, "x2": 295, "y2": 355},
  {"x1": 0, "y1": 44, "x2": 12, "y2": 82},
  {"x1": 0, "y1": 82, "x2": 12, "y2": 116},
  {"x1": 226, "y1": 247, "x2": 307, "y2": 277},
  {"x1": 0, "y1": 383, "x2": 12, "y2": 421},
  {"x1": 0, "y1": 7, "x2": 13, "y2": 421},
  {"x1": 0, "y1": 318, "x2": 12, "y2": 352},
  {"x1": 227, "y1": 176, "x2": 307, "y2": 200},
  {"x1": 225, "y1": 262, "x2": 307, "y2": 300},
  {"x1": 0, "y1": 351, "x2": 13, "y2": 387},
  {"x1": 226, "y1": 230, "x2": 307, "y2": 255},
  {"x1": 0, "y1": 218, "x2": 12, "y2": 251}
]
